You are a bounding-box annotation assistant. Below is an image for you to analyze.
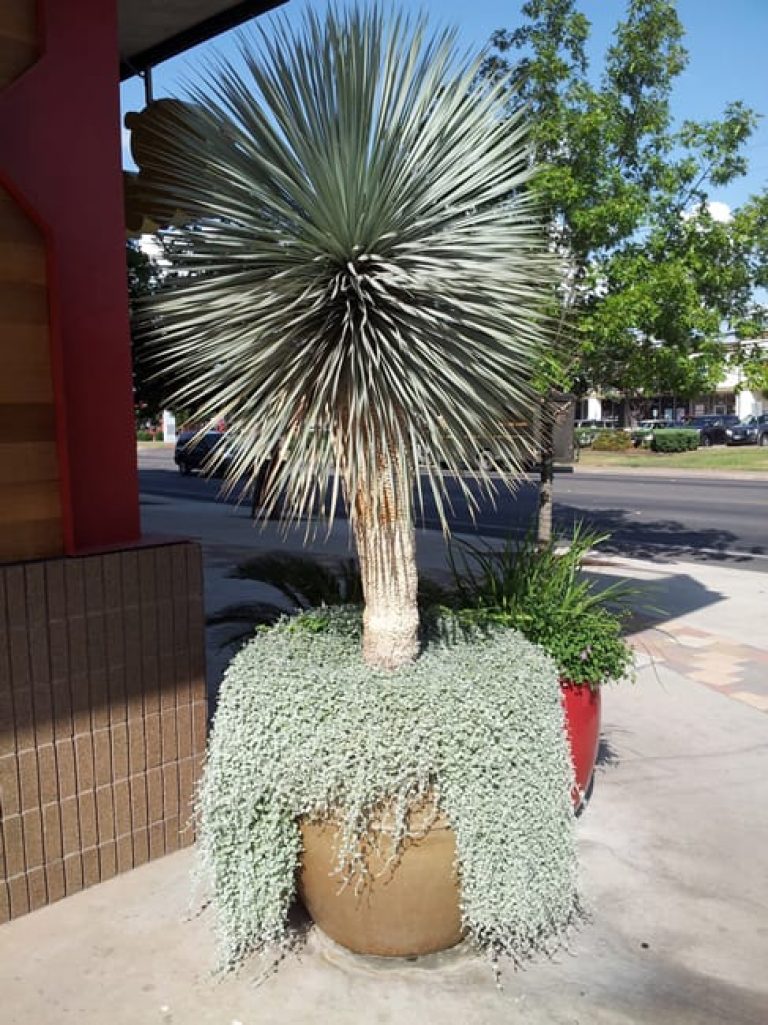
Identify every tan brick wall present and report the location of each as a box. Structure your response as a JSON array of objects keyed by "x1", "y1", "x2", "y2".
[{"x1": 0, "y1": 542, "x2": 206, "y2": 922}]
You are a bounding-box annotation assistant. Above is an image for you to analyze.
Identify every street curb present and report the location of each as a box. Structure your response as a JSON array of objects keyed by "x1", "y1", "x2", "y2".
[{"x1": 571, "y1": 464, "x2": 768, "y2": 482}]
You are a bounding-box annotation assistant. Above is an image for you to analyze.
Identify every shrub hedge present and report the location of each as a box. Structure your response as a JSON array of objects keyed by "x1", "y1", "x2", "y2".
[
  {"x1": 591, "y1": 429, "x2": 632, "y2": 451},
  {"x1": 651, "y1": 429, "x2": 699, "y2": 453}
]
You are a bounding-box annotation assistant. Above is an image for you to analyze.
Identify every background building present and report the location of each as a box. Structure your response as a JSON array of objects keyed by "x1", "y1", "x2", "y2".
[{"x1": 576, "y1": 338, "x2": 768, "y2": 423}]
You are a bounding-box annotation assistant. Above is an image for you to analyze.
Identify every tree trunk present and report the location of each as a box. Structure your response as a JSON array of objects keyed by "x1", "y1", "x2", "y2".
[
  {"x1": 537, "y1": 407, "x2": 555, "y2": 549},
  {"x1": 352, "y1": 473, "x2": 419, "y2": 671},
  {"x1": 618, "y1": 393, "x2": 636, "y2": 429}
]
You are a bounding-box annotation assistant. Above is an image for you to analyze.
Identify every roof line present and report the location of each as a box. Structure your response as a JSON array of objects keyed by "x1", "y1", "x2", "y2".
[{"x1": 119, "y1": 0, "x2": 287, "y2": 81}]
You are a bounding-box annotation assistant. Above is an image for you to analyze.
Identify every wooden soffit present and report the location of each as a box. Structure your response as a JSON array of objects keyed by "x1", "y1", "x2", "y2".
[{"x1": 119, "y1": 0, "x2": 287, "y2": 80}]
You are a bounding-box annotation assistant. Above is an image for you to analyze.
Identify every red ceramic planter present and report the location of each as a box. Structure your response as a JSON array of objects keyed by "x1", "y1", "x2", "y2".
[{"x1": 560, "y1": 681, "x2": 601, "y2": 809}]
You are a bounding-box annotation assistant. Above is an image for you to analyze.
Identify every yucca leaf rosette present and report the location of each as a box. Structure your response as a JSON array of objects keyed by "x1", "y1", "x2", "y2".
[{"x1": 145, "y1": 6, "x2": 561, "y2": 667}]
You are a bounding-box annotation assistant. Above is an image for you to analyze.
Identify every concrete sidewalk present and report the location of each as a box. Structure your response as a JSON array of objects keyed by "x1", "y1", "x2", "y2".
[
  {"x1": 1, "y1": 485, "x2": 766, "y2": 1024},
  {"x1": 138, "y1": 487, "x2": 768, "y2": 716},
  {"x1": 3, "y1": 657, "x2": 767, "y2": 1025}
]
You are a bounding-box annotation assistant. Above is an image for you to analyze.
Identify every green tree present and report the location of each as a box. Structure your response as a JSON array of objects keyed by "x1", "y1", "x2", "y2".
[
  {"x1": 144, "y1": 7, "x2": 560, "y2": 669},
  {"x1": 483, "y1": 0, "x2": 766, "y2": 426},
  {"x1": 127, "y1": 239, "x2": 164, "y2": 423}
]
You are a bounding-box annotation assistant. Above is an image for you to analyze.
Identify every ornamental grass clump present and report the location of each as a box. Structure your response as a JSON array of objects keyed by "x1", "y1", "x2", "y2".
[
  {"x1": 447, "y1": 525, "x2": 636, "y2": 687},
  {"x1": 198, "y1": 609, "x2": 580, "y2": 968}
]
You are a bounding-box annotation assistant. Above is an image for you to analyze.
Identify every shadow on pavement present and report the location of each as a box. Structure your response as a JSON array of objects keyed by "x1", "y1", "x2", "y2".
[
  {"x1": 139, "y1": 462, "x2": 765, "y2": 569},
  {"x1": 596, "y1": 734, "x2": 621, "y2": 768},
  {"x1": 581, "y1": 565, "x2": 725, "y2": 628},
  {"x1": 553, "y1": 503, "x2": 762, "y2": 566}
]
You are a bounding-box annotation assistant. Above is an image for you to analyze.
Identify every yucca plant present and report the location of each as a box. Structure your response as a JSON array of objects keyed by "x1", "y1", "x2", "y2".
[{"x1": 144, "y1": 5, "x2": 562, "y2": 669}]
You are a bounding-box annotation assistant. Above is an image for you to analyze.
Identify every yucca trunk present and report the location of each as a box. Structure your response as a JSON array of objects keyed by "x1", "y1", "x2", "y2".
[{"x1": 352, "y1": 473, "x2": 419, "y2": 671}]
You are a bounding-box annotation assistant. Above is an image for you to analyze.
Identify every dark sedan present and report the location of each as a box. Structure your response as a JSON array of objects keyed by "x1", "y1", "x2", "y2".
[
  {"x1": 684, "y1": 415, "x2": 741, "y2": 447},
  {"x1": 726, "y1": 413, "x2": 768, "y2": 447},
  {"x1": 174, "y1": 430, "x2": 232, "y2": 475}
]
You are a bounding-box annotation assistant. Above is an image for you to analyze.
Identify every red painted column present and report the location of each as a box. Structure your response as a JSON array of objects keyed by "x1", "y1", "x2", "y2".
[{"x1": 0, "y1": 0, "x2": 140, "y2": 553}]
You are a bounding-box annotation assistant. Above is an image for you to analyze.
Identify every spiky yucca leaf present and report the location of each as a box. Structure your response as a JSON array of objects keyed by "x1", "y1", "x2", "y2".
[{"x1": 144, "y1": 5, "x2": 561, "y2": 527}]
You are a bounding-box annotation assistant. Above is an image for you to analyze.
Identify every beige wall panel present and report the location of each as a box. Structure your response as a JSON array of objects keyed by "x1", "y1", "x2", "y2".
[
  {"x1": 0, "y1": 280, "x2": 48, "y2": 325},
  {"x1": 0, "y1": 177, "x2": 63, "y2": 560},
  {"x1": 0, "y1": 518, "x2": 62, "y2": 564},
  {"x1": 0, "y1": 241, "x2": 46, "y2": 286},
  {"x1": 0, "y1": 402, "x2": 55, "y2": 442},
  {"x1": 0, "y1": 480, "x2": 60, "y2": 524},
  {"x1": 0, "y1": 187, "x2": 47, "y2": 285},
  {"x1": 0, "y1": 332, "x2": 55, "y2": 403},
  {"x1": 0, "y1": 442, "x2": 58, "y2": 484}
]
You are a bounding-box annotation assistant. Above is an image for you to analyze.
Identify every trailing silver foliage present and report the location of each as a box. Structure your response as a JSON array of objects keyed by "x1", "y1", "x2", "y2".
[{"x1": 198, "y1": 609, "x2": 581, "y2": 968}]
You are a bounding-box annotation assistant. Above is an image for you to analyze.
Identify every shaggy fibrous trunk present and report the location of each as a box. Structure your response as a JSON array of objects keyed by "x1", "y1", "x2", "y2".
[{"x1": 352, "y1": 473, "x2": 419, "y2": 671}]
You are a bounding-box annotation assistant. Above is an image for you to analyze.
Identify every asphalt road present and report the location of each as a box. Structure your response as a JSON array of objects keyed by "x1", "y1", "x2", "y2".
[{"x1": 138, "y1": 449, "x2": 768, "y2": 571}]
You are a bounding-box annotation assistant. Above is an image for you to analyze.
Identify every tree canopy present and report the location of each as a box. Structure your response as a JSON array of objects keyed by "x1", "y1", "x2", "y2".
[
  {"x1": 127, "y1": 239, "x2": 165, "y2": 423},
  {"x1": 481, "y1": 0, "x2": 768, "y2": 418}
]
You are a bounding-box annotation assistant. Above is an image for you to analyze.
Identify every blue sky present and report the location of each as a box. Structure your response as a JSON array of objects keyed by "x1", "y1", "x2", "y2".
[{"x1": 121, "y1": 0, "x2": 768, "y2": 212}]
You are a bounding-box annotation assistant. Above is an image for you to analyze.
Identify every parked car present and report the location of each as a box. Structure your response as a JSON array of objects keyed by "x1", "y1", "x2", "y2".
[
  {"x1": 683, "y1": 415, "x2": 741, "y2": 447},
  {"x1": 574, "y1": 419, "x2": 618, "y2": 430},
  {"x1": 630, "y1": 419, "x2": 677, "y2": 447},
  {"x1": 725, "y1": 413, "x2": 768, "y2": 447},
  {"x1": 174, "y1": 430, "x2": 232, "y2": 475}
]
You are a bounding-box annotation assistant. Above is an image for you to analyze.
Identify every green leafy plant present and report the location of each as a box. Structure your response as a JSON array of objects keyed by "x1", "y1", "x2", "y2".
[
  {"x1": 591, "y1": 429, "x2": 633, "y2": 451},
  {"x1": 651, "y1": 428, "x2": 699, "y2": 452},
  {"x1": 143, "y1": 4, "x2": 562, "y2": 670},
  {"x1": 480, "y1": 1, "x2": 766, "y2": 424},
  {"x1": 446, "y1": 525, "x2": 635, "y2": 687},
  {"x1": 198, "y1": 608, "x2": 580, "y2": 969}
]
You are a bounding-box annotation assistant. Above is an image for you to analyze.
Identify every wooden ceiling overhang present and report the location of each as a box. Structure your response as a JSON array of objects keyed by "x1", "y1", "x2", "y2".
[{"x1": 118, "y1": 0, "x2": 287, "y2": 79}]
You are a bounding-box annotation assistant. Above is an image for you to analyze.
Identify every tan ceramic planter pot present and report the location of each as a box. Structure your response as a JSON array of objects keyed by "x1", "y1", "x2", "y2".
[{"x1": 299, "y1": 805, "x2": 464, "y2": 957}]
